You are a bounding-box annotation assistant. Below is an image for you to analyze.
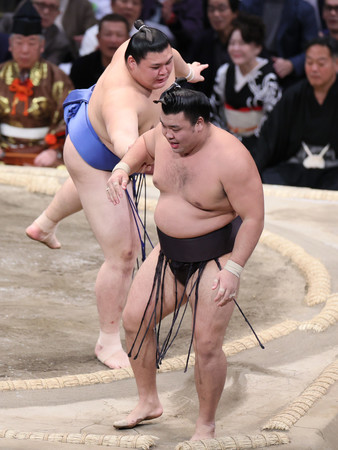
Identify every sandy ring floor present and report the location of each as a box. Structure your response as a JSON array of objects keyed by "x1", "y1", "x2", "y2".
[
  {"x1": 0, "y1": 164, "x2": 337, "y2": 449},
  {"x1": 0, "y1": 228, "x2": 333, "y2": 393}
]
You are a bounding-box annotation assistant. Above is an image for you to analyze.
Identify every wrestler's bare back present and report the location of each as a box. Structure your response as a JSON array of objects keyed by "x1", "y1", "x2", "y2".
[
  {"x1": 151, "y1": 125, "x2": 260, "y2": 238},
  {"x1": 87, "y1": 41, "x2": 175, "y2": 156}
]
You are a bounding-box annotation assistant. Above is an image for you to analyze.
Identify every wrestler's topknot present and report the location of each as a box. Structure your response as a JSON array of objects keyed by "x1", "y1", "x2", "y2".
[
  {"x1": 155, "y1": 81, "x2": 211, "y2": 125},
  {"x1": 153, "y1": 78, "x2": 186, "y2": 106},
  {"x1": 124, "y1": 20, "x2": 170, "y2": 63},
  {"x1": 134, "y1": 19, "x2": 153, "y2": 42}
]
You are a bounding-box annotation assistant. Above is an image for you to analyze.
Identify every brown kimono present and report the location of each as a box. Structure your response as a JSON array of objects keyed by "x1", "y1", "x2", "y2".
[{"x1": 0, "y1": 59, "x2": 73, "y2": 165}]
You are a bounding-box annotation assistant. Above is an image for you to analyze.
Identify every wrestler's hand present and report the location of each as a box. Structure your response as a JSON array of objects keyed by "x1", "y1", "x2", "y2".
[
  {"x1": 34, "y1": 149, "x2": 59, "y2": 167},
  {"x1": 188, "y1": 62, "x2": 209, "y2": 83},
  {"x1": 106, "y1": 169, "x2": 130, "y2": 205},
  {"x1": 212, "y1": 270, "x2": 239, "y2": 307}
]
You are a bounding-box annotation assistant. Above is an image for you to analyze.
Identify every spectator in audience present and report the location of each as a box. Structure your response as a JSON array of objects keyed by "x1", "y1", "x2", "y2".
[
  {"x1": 140, "y1": 0, "x2": 205, "y2": 59},
  {"x1": 188, "y1": 0, "x2": 240, "y2": 96},
  {"x1": 211, "y1": 13, "x2": 282, "y2": 154},
  {"x1": 70, "y1": 13, "x2": 129, "y2": 88},
  {"x1": 321, "y1": 0, "x2": 338, "y2": 40},
  {"x1": 254, "y1": 36, "x2": 338, "y2": 190},
  {"x1": 240, "y1": 0, "x2": 319, "y2": 88},
  {"x1": 54, "y1": 0, "x2": 97, "y2": 55},
  {"x1": 0, "y1": 0, "x2": 73, "y2": 166},
  {"x1": 0, "y1": 0, "x2": 75, "y2": 65},
  {"x1": 79, "y1": 0, "x2": 143, "y2": 56}
]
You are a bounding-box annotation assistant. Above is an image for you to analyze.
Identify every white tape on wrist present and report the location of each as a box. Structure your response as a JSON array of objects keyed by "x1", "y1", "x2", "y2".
[
  {"x1": 185, "y1": 63, "x2": 195, "y2": 82},
  {"x1": 223, "y1": 260, "x2": 243, "y2": 278},
  {"x1": 112, "y1": 161, "x2": 131, "y2": 175}
]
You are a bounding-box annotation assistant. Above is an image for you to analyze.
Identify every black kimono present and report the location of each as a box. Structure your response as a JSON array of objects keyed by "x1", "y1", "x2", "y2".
[{"x1": 254, "y1": 78, "x2": 338, "y2": 190}]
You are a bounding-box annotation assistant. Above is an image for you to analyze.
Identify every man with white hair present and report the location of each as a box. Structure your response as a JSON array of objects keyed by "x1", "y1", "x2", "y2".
[
  {"x1": 0, "y1": 0, "x2": 74, "y2": 65},
  {"x1": 0, "y1": 0, "x2": 73, "y2": 166}
]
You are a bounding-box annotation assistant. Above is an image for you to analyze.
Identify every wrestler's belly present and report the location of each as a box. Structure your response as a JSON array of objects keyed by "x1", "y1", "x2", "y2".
[{"x1": 154, "y1": 196, "x2": 236, "y2": 239}]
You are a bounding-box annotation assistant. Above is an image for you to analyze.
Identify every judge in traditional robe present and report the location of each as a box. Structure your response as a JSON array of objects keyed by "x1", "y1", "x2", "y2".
[{"x1": 0, "y1": 0, "x2": 73, "y2": 166}]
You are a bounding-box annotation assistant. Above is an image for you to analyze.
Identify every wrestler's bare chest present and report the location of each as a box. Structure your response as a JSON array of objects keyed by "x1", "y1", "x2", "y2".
[
  {"x1": 153, "y1": 149, "x2": 236, "y2": 237},
  {"x1": 153, "y1": 145, "x2": 230, "y2": 213}
]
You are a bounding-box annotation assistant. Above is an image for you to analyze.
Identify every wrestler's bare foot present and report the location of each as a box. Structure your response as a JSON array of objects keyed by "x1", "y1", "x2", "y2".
[
  {"x1": 25, "y1": 211, "x2": 61, "y2": 249},
  {"x1": 190, "y1": 422, "x2": 215, "y2": 441},
  {"x1": 95, "y1": 331, "x2": 130, "y2": 369},
  {"x1": 113, "y1": 401, "x2": 163, "y2": 429}
]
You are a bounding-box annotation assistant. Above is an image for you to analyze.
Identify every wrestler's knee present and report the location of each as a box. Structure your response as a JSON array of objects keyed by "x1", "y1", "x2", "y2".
[
  {"x1": 105, "y1": 246, "x2": 138, "y2": 272},
  {"x1": 121, "y1": 245, "x2": 139, "y2": 263},
  {"x1": 193, "y1": 332, "x2": 223, "y2": 363},
  {"x1": 121, "y1": 304, "x2": 139, "y2": 337},
  {"x1": 116, "y1": 237, "x2": 140, "y2": 260}
]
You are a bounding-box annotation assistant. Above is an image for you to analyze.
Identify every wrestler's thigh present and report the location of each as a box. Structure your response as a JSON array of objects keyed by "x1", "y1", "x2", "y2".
[
  {"x1": 189, "y1": 259, "x2": 235, "y2": 347},
  {"x1": 124, "y1": 245, "x2": 186, "y2": 326},
  {"x1": 64, "y1": 138, "x2": 139, "y2": 255}
]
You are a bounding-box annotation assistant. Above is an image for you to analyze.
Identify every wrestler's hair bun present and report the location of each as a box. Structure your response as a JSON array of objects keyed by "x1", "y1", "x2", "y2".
[
  {"x1": 134, "y1": 19, "x2": 145, "y2": 30},
  {"x1": 134, "y1": 19, "x2": 153, "y2": 41}
]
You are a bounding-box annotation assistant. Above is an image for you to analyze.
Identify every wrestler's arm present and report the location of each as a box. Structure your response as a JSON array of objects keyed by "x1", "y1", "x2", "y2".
[
  {"x1": 172, "y1": 48, "x2": 208, "y2": 83},
  {"x1": 213, "y1": 138, "x2": 264, "y2": 306},
  {"x1": 107, "y1": 128, "x2": 156, "y2": 205},
  {"x1": 101, "y1": 89, "x2": 140, "y2": 160}
]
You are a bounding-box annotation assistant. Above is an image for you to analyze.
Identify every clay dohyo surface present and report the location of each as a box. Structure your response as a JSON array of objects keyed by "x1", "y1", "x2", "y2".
[
  {"x1": 1, "y1": 182, "x2": 338, "y2": 450},
  {"x1": 0, "y1": 185, "x2": 306, "y2": 381}
]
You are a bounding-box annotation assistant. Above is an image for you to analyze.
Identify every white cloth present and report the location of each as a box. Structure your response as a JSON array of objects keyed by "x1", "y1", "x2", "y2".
[
  {"x1": 79, "y1": 23, "x2": 99, "y2": 56},
  {"x1": 0, "y1": 124, "x2": 49, "y2": 140}
]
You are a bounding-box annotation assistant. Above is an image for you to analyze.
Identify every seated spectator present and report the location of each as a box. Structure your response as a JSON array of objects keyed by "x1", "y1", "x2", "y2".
[
  {"x1": 254, "y1": 36, "x2": 338, "y2": 190},
  {"x1": 70, "y1": 13, "x2": 129, "y2": 88},
  {"x1": 54, "y1": 0, "x2": 97, "y2": 55},
  {"x1": 211, "y1": 13, "x2": 282, "y2": 154},
  {"x1": 140, "y1": 0, "x2": 204, "y2": 59},
  {"x1": 0, "y1": 0, "x2": 75, "y2": 65},
  {"x1": 240, "y1": 0, "x2": 319, "y2": 88},
  {"x1": 188, "y1": 0, "x2": 240, "y2": 97},
  {"x1": 79, "y1": 0, "x2": 142, "y2": 56},
  {"x1": 0, "y1": 33, "x2": 11, "y2": 63},
  {"x1": 321, "y1": 0, "x2": 338, "y2": 40},
  {"x1": 0, "y1": 0, "x2": 74, "y2": 167}
]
